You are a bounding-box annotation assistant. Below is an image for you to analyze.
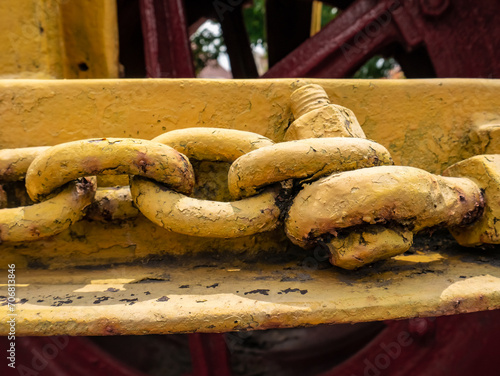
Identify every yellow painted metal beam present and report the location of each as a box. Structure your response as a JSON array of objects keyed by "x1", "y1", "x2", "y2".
[
  {"x1": 59, "y1": 0, "x2": 119, "y2": 78},
  {"x1": 0, "y1": 0, "x2": 118, "y2": 79},
  {"x1": 1, "y1": 79, "x2": 500, "y2": 334},
  {"x1": 2, "y1": 240, "x2": 500, "y2": 335},
  {"x1": 0, "y1": 79, "x2": 498, "y2": 173}
]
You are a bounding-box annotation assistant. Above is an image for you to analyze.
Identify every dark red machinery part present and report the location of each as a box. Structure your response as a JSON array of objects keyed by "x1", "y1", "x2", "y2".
[
  {"x1": 265, "y1": 0, "x2": 312, "y2": 69},
  {"x1": 3, "y1": 310, "x2": 500, "y2": 375},
  {"x1": 0, "y1": 336, "x2": 147, "y2": 376},
  {"x1": 188, "y1": 333, "x2": 232, "y2": 376},
  {"x1": 132, "y1": 0, "x2": 500, "y2": 80},
  {"x1": 264, "y1": 0, "x2": 500, "y2": 78},
  {"x1": 139, "y1": 0, "x2": 195, "y2": 78},
  {"x1": 320, "y1": 310, "x2": 500, "y2": 376}
]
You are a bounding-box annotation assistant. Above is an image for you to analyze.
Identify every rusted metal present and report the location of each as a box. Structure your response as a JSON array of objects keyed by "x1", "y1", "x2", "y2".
[
  {"x1": 265, "y1": 0, "x2": 500, "y2": 78},
  {"x1": 0, "y1": 146, "x2": 50, "y2": 182},
  {"x1": 286, "y1": 165, "x2": 484, "y2": 269},
  {"x1": 0, "y1": 178, "x2": 96, "y2": 242},
  {"x1": 131, "y1": 179, "x2": 281, "y2": 237},
  {"x1": 3, "y1": 248, "x2": 500, "y2": 336},
  {"x1": 444, "y1": 155, "x2": 500, "y2": 246}
]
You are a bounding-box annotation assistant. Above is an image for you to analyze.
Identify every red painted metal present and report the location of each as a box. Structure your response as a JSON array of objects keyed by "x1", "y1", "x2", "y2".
[
  {"x1": 319, "y1": 310, "x2": 500, "y2": 376},
  {"x1": 139, "y1": 0, "x2": 195, "y2": 78},
  {"x1": 3, "y1": 310, "x2": 500, "y2": 375},
  {"x1": 0, "y1": 336, "x2": 147, "y2": 376},
  {"x1": 264, "y1": 0, "x2": 500, "y2": 78},
  {"x1": 188, "y1": 333, "x2": 232, "y2": 376}
]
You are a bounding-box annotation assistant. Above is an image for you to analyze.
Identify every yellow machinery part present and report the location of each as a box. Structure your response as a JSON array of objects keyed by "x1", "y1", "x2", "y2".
[
  {"x1": 0, "y1": 0, "x2": 118, "y2": 79},
  {"x1": 1, "y1": 79, "x2": 500, "y2": 335}
]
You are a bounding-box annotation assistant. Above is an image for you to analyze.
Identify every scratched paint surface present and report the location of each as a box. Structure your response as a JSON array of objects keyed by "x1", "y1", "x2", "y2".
[
  {"x1": 1, "y1": 232, "x2": 500, "y2": 335},
  {"x1": 1, "y1": 79, "x2": 500, "y2": 333}
]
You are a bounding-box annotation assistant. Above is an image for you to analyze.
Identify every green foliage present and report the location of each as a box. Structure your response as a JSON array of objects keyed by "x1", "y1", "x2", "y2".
[
  {"x1": 353, "y1": 56, "x2": 398, "y2": 79},
  {"x1": 321, "y1": 4, "x2": 339, "y2": 27},
  {"x1": 242, "y1": 0, "x2": 266, "y2": 47}
]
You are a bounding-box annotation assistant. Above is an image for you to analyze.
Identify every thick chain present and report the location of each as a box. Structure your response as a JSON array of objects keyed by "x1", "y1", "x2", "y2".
[
  {"x1": 1, "y1": 84, "x2": 498, "y2": 270},
  {"x1": 0, "y1": 127, "x2": 392, "y2": 242}
]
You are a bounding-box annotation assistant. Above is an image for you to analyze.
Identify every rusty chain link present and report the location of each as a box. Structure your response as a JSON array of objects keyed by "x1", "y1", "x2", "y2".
[{"x1": 0, "y1": 84, "x2": 498, "y2": 270}]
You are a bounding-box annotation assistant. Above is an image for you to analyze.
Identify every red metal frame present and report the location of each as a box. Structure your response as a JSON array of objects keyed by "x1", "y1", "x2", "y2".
[
  {"x1": 188, "y1": 333, "x2": 232, "y2": 376},
  {"x1": 3, "y1": 310, "x2": 500, "y2": 375},
  {"x1": 139, "y1": 0, "x2": 195, "y2": 78},
  {"x1": 265, "y1": 0, "x2": 500, "y2": 78}
]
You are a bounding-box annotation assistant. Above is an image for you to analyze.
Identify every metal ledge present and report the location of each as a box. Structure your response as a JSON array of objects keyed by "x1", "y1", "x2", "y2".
[{"x1": 2, "y1": 233, "x2": 500, "y2": 336}]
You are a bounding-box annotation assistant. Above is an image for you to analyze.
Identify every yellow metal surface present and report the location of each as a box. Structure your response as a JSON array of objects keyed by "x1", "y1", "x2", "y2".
[
  {"x1": 152, "y1": 128, "x2": 275, "y2": 162},
  {"x1": 131, "y1": 180, "x2": 281, "y2": 238},
  {"x1": 2, "y1": 236, "x2": 500, "y2": 335},
  {"x1": 1, "y1": 78, "x2": 500, "y2": 335},
  {"x1": 444, "y1": 155, "x2": 500, "y2": 246},
  {"x1": 1, "y1": 79, "x2": 497, "y2": 171},
  {"x1": 0, "y1": 178, "x2": 96, "y2": 242},
  {"x1": 286, "y1": 166, "x2": 482, "y2": 248},
  {"x1": 0, "y1": 0, "x2": 118, "y2": 79},
  {"x1": 228, "y1": 137, "x2": 393, "y2": 199},
  {"x1": 285, "y1": 84, "x2": 365, "y2": 140},
  {"x1": 59, "y1": 0, "x2": 119, "y2": 78},
  {"x1": 25, "y1": 138, "x2": 195, "y2": 201}
]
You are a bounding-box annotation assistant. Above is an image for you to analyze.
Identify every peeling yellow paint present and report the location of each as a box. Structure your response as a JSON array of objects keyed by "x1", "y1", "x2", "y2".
[
  {"x1": 228, "y1": 137, "x2": 393, "y2": 199},
  {"x1": 0, "y1": 178, "x2": 96, "y2": 242},
  {"x1": 1, "y1": 79, "x2": 499, "y2": 267},
  {"x1": 25, "y1": 138, "x2": 195, "y2": 201},
  {"x1": 1, "y1": 79, "x2": 500, "y2": 334},
  {"x1": 131, "y1": 179, "x2": 281, "y2": 238},
  {"x1": 286, "y1": 166, "x2": 483, "y2": 249},
  {"x1": 444, "y1": 155, "x2": 500, "y2": 246},
  {"x1": 2, "y1": 248, "x2": 500, "y2": 336},
  {"x1": 152, "y1": 127, "x2": 275, "y2": 162},
  {"x1": 285, "y1": 84, "x2": 365, "y2": 140}
]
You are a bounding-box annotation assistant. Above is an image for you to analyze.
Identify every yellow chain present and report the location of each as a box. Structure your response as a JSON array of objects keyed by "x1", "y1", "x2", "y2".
[{"x1": 1, "y1": 84, "x2": 499, "y2": 271}]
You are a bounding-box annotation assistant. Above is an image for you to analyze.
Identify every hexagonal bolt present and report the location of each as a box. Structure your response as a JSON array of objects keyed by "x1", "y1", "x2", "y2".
[{"x1": 285, "y1": 84, "x2": 366, "y2": 141}]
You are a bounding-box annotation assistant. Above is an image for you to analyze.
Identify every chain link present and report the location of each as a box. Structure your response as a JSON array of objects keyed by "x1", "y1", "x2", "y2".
[
  {"x1": 228, "y1": 137, "x2": 393, "y2": 199},
  {"x1": 25, "y1": 138, "x2": 195, "y2": 202},
  {"x1": 1, "y1": 83, "x2": 499, "y2": 270},
  {"x1": 0, "y1": 178, "x2": 96, "y2": 242},
  {"x1": 132, "y1": 128, "x2": 281, "y2": 238}
]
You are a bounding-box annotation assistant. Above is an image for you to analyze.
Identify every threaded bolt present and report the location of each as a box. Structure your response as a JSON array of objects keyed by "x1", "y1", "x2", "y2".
[{"x1": 290, "y1": 84, "x2": 331, "y2": 119}]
